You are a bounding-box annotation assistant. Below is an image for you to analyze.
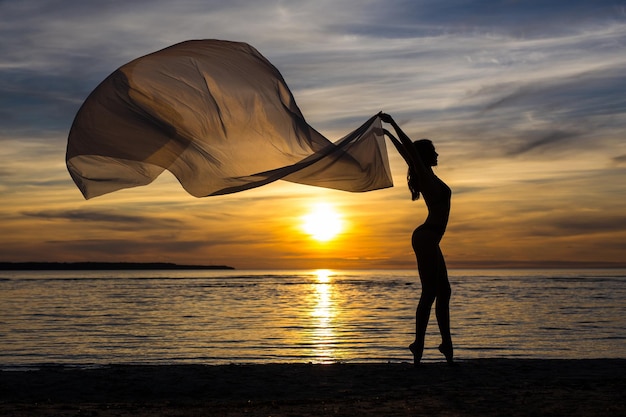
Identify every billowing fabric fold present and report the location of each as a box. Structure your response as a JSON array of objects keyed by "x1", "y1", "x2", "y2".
[{"x1": 66, "y1": 39, "x2": 393, "y2": 199}]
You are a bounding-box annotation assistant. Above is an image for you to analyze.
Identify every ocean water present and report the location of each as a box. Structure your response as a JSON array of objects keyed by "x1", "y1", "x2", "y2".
[{"x1": 0, "y1": 269, "x2": 624, "y2": 367}]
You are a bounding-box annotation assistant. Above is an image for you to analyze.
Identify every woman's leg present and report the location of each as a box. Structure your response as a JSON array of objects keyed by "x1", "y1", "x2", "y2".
[
  {"x1": 411, "y1": 281, "x2": 436, "y2": 364},
  {"x1": 434, "y1": 246, "x2": 453, "y2": 363},
  {"x1": 411, "y1": 230, "x2": 440, "y2": 364}
]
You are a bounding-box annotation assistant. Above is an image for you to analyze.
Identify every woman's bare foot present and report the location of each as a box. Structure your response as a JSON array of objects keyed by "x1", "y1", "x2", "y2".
[
  {"x1": 438, "y1": 343, "x2": 454, "y2": 365},
  {"x1": 409, "y1": 342, "x2": 422, "y2": 366}
]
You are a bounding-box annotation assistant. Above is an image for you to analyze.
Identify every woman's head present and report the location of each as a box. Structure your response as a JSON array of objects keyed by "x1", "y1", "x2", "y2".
[
  {"x1": 407, "y1": 139, "x2": 437, "y2": 200},
  {"x1": 414, "y1": 139, "x2": 437, "y2": 166}
]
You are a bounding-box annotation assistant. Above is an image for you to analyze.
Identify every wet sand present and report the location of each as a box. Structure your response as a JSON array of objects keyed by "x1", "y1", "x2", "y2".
[{"x1": 2, "y1": 359, "x2": 624, "y2": 416}]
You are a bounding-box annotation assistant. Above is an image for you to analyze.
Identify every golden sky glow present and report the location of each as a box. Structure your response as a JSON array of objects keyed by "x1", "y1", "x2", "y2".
[{"x1": 1, "y1": 1, "x2": 625, "y2": 269}]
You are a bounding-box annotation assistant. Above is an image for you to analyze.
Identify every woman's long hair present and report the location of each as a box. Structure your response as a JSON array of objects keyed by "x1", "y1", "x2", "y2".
[{"x1": 407, "y1": 139, "x2": 434, "y2": 201}]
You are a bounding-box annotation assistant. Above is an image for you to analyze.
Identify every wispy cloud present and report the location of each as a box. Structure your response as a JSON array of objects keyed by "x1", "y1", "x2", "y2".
[
  {"x1": 22, "y1": 209, "x2": 182, "y2": 230},
  {"x1": 613, "y1": 154, "x2": 626, "y2": 165},
  {"x1": 49, "y1": 238, "x2": 212, "y2": 256}
]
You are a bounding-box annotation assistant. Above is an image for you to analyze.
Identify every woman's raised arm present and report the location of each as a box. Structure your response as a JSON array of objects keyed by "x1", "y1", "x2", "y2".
[{"x1": 379, "y1": 113, "x2": 439, "y2": 197}]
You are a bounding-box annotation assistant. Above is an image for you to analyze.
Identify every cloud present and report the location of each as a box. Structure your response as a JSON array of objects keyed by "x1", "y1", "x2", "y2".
[
  {"x1": 481, "y1": 66, "x2": 626, "y2": 118},
  {"x1": 505, "y1": 129, "x2": 583, "y2": 156},
  {"x1": 443, "y1": 62, "x2": 626, "y2": 158},
  {"x1": 22, "y1": 209, "x2": 182, "y2": 230},
  {"x1": 51, "y1": 238, "x2": 211, "y2": 256},
  {"x1": 381, "y1": 0, "x2": 626, "y2": 36},
  {"x1": 0, "y1": 71, "x2": 84, "y2": 135},
  {"x1": 613, "y1": 155, "x2": 626, "y2": 165},
  {"x1": 2, "y1": 0, "x2": 625, "y2": 142},
  {"x1": 532, "y1": 214, "x2": 626, "y2": 237}
]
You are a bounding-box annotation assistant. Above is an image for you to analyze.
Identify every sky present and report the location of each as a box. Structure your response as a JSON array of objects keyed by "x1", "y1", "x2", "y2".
[{"x1": 1, "y1": 0, "x2": 625, "y2": 270}]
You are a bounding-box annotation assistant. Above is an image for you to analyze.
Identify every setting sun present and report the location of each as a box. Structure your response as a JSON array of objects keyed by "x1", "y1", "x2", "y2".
[{"x1": 302, "y1": 203, "x2": 344, "y2": 242}]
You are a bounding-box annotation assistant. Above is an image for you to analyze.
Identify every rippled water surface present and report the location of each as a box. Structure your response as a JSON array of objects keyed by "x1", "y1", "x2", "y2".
[{"x1": 1, "y1": 269, "x2": 624, "y2": 366}]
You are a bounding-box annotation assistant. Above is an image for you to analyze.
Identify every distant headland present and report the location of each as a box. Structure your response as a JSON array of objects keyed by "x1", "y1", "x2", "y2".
[{"x1": 0, "y1": 262, "x2": 235, "y2": 271}]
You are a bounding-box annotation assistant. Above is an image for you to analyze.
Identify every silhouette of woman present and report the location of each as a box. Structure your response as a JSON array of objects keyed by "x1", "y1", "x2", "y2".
[{"x1": 380, "y1": 113, "x2": 453, "y2": 365}]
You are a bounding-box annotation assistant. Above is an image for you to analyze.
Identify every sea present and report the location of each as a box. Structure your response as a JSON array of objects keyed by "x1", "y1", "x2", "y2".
[{"x1": 1, "y1": 269, "x2": 624, "y2": 368}]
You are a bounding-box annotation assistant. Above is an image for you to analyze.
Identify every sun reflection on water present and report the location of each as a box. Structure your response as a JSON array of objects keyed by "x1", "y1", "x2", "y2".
[{"x1": 310, "y1": 269, "x2": 336, "y2": 362}]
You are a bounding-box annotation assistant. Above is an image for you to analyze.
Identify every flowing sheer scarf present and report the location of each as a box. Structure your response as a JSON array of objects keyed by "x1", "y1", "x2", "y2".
[{"x1": 66, "y1": 40, "x2": 393, "y2": 199}]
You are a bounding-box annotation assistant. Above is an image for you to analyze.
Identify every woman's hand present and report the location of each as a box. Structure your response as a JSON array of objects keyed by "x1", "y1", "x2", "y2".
[{"x1": 379, "y1": 113, "x2": 394, "y2": 124}]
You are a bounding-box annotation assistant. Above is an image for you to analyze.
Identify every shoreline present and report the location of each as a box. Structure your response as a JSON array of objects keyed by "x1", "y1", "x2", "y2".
[{"x1": 2, "y1": 359, "x2": 624, "y2": 416}]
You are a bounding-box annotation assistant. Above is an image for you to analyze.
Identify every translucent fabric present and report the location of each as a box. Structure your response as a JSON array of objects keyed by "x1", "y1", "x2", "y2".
[{"x1": 66, "y1": 40, "x2": 393, "y2": 199}]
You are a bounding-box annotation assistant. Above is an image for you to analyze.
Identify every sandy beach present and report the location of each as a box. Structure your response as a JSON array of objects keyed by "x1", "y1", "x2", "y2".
[{"x1": 1, "y1": 359, "x2": 624, "y2": 416}]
